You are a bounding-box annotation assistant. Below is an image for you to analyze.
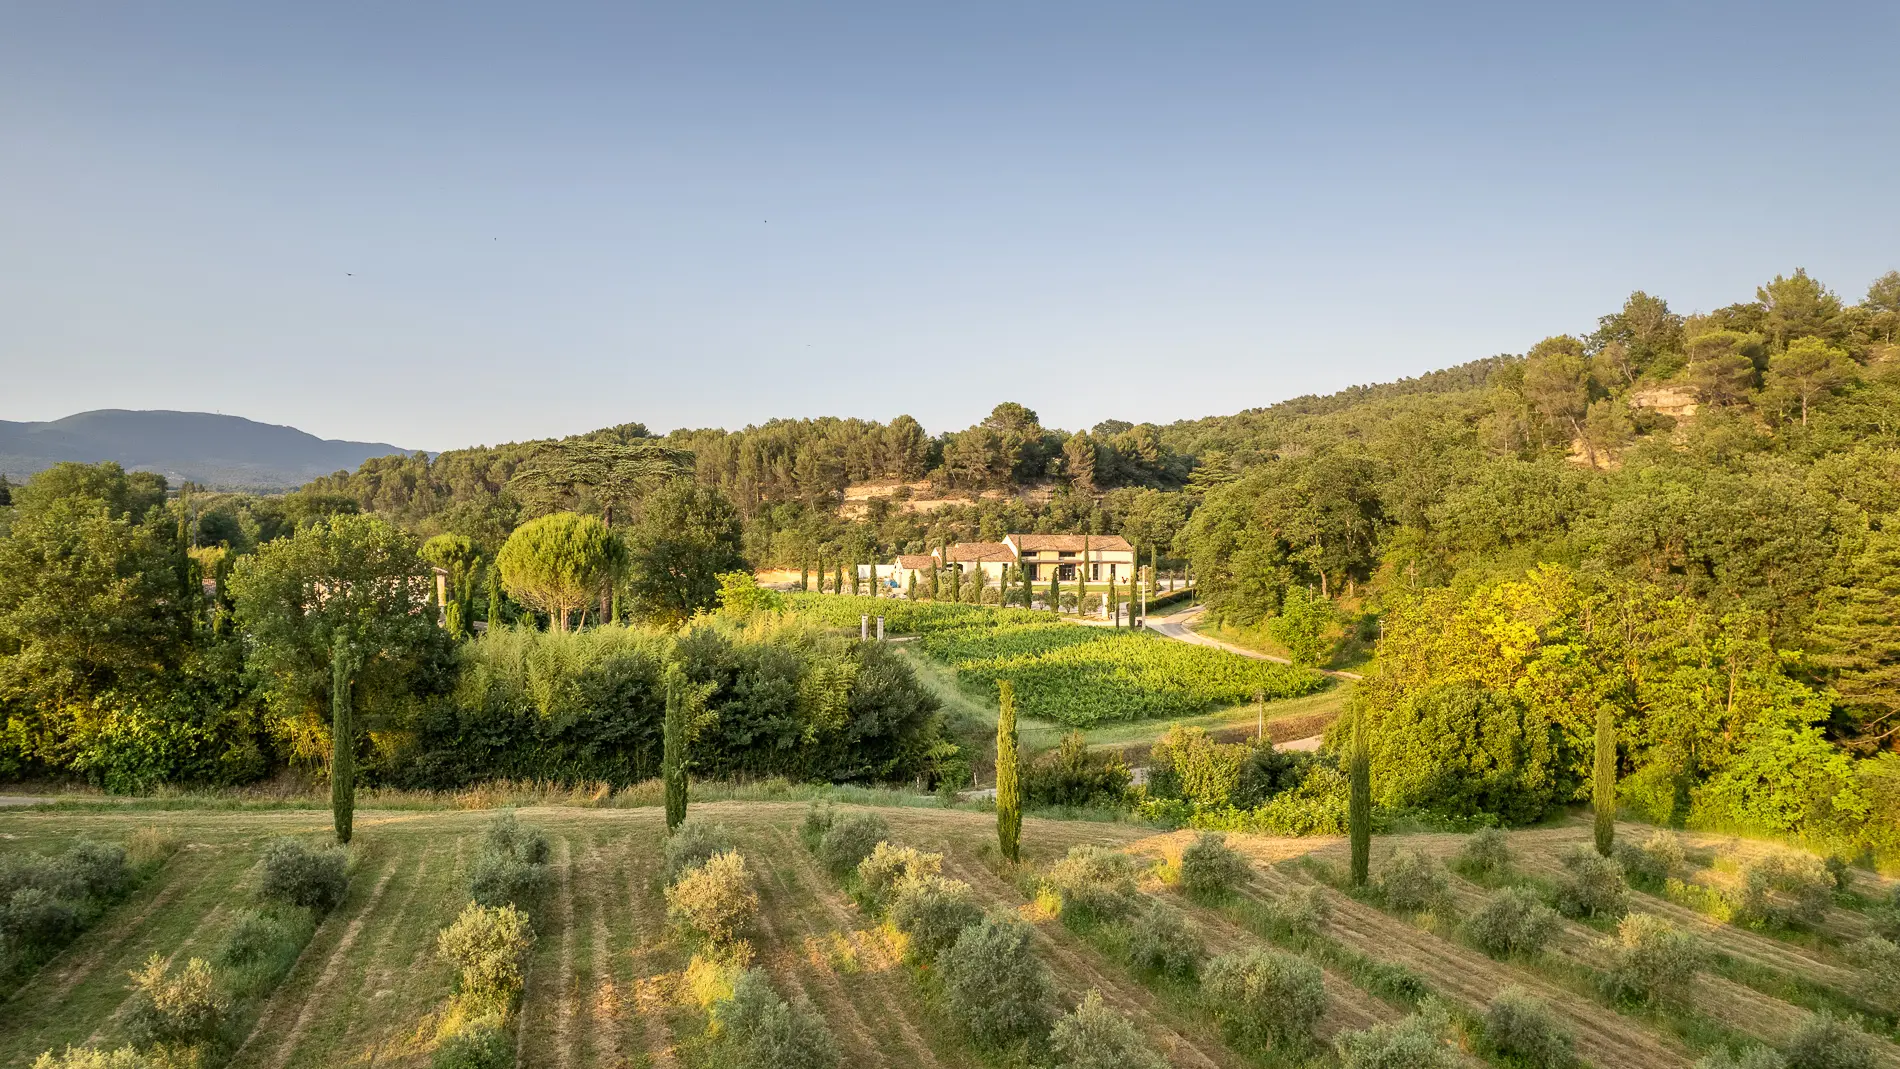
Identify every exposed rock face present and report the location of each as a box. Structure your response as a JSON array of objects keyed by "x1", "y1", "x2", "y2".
[{"x1": 1628, "y1": 386, "x2": 1699, "y2": 420}]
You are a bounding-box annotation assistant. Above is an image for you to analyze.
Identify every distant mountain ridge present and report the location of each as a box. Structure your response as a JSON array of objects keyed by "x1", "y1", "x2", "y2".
[{"x1": 0, "y1": 410, "x2": 413, "y2": 490}]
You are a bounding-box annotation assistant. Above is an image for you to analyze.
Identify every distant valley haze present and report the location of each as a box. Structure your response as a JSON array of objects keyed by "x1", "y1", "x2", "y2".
[{"x1": 0, "y1": 410, "x2": 410, "y2": 489}]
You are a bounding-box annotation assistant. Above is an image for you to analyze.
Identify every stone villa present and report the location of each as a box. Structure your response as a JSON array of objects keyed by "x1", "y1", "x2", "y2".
[{"x1": 888, "y1": 534, "x2": 1135, "y2": 590}]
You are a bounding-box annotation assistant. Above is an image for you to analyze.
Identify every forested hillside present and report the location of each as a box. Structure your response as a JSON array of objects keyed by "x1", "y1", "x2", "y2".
[{"x1": 3, "y1": 267, "x2": 1897, "y2": 858}]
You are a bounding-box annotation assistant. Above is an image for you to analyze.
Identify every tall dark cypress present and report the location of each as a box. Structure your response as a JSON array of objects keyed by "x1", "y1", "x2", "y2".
[
  {"x1": 1021, "y1": 561, "x2": 1034, "y2": 609},
  {"x1": 834, "y1": 562, "x2": 844, "y2": 596},
  {"x1": 996, "y1": 680, "x2": 1021, "y2": 863},
  {"x1": 1348, "y1": 713, "x2": 1370, "y2": 887},
  {"x1": 331, "y1": 634, "x2": 355, "y2": 845},
  {"x1": 1594, "y1": 705, "x2": 1617, "y2": 857},
  {"x1": 663, "y1": 664, "x2": 688, "y2": 833},
  {"x1": 800, "y1": 560, "x2": 810, "y2": 592}
]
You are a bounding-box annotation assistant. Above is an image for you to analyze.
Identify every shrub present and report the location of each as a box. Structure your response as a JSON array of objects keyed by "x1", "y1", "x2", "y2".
[
  {"x1": 666, "y1": 850, "x2": 758, "y2": 948},
  {"x1": 798, "y1": 803, "x2": 834, "y2": 852},
  {"x1": 1334, "y1": 1003, "x2": 1458, "y2": 1069},
  {"x1": 1455, "y1": 827, "x2": 1512, "y2": 878},
  {"x1": 1465, "y1": 887, "x2": 1561, "y2": 958},
  {"x1": 468, "y1": 850, "x2": 548, "y2": 910},
  {"x1": 1179, "y1": 832, "x2": 1249, "y2": 898},
  {"x1": 707, "y1": 968, "x2": 841, "y2": 1069},
  {"x1": 1127, "y1": 900, "x2": 1203, "y2": 978},
  {"x1": 1023, "y1": 732, "x2": 1134, "y2": 809},
  {"x1": 1872, "y1": 887, "x2": 1900, "y2": 942},
  {"x1": 888, "y1": 875, "x2": 981, "y2": 964},
  {"x1": 1599, "y1": 914, "x2": 1706, "y2": 1005},
  {"x1": 3, "y1": 888, "x2": 78, "y2": 952},
  {"x1": 938, "y1": 914, "x2": 1055, "y2": 1047},
  {"x1": 214, "y1": 907, "x2": 306, "y2": 972},
  {"x1": 856, "y1": 843, "x2": 941, "y2": 911},
  {"x1": 1849, "y1": 936, "x2": 1900, "y2": 1003},
  {"x1": 1482, "y1": 987, "x2": 1575, "y2": 1068},
  {"x1": 437, "y1": 902, "x2": 536, "y2": 1009},
  {"x1": 1733, "y1": 854, "x2": 1832, "y2": 929},
  {"x1": 1202, "y1": 948, "x2": 1325, "y2": 1048},
  {"x1": 1553, "y1": 849, "x2": 1628, "y2": 920},
  {"x1": 815, "y1": 813, "x2": 890, "y2": 876},
  {"x1": 1050, "y1": 989, "x2": 1168, "y2": 1069},
  {"x1": 258, "y1": 838, "x2": 349, "y2": 913},
  {"x1": 1266, "y1": 884, "x2": 1332, "y2": 937},
  {"x1": 1824, "y1": 856, "x2": 1853, "y2": 894},
  {"x1": 1615, "y1": 832, "x2": 1685, "y2": 888},
  {"x1": 1045, "y1": 846, "x2": 1140, "y2": 918},
  {"x1": 1373, "y1": 849, "x2": 1448, "y2": 913},
  {"x1": 1782, "y1": 1011, "x2": 1876, "y2": 1069},
  {"x1": 30, "y1": 1049, "x2": 153, "y2": 1069},
  {"x1": 123, "y1": 954, "x2": 229, "y2": 1052},
  {"x1": 1694, "y1": 1048, "x2": 1787, "y2": 1069},
  {"x1": 57, "y1": 841, "x2": 130, "y2": 901},
  {"x1": 431, "y1": 1017, "x2": 513, "y2": 1069},
  {"x1": 665, "y1": 821, "x2": 736, "y2": 886},
  {"x1": 483, "y1": 810, "x2": 551, "y2": 864}
]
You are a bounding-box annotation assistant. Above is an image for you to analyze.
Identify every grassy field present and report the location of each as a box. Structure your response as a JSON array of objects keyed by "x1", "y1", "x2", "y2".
[{"x1": 6, "y1": 801, "x2": 1893, "y2": 1069}]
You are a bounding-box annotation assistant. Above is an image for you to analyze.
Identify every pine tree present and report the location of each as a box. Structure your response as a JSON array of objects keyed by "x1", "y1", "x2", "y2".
[
  {"x1": 1348, "y1": 713, "x2": 1370, "y2": 887},
  {"x1": 996, "y1": 680, "x2": 1021, "y2": 863},
  {"x1": 663, "y1": 663, "x2": 688, "y2": 833},
  {"x1": 1814, "y1": 526, "x2": 1900, "y2": 748},
  {"x1": 331, "y1": 634, "x2": 355, "y2": 845},
  {"x1": 1594, "y1": 705, "x2": 1617, "y2": 857}
]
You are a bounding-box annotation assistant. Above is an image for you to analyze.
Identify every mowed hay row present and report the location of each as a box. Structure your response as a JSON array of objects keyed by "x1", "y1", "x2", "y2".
[
  {"x1": 0, "y1": 840, "x2": 261, "y2": 1064},
  {"x1": 1107, "y1": 832, "x2": 1407, "y2": 1039},
  {"x1": 747, "y1": 826, "x2": 972, "y2": 1069},
  {"x1": 1497, "y1": 827, "x2": 1877, "y2": 991},
  {"x1": 233, "y1": 830, "x2": 468, "y2": 1069},
  {"x1": 1243, "y1": 864, "x2": 1697, "y2": 1069},
  {"x1": 1428, "y1": 865, "x2": 1900, "y2": 1064}
]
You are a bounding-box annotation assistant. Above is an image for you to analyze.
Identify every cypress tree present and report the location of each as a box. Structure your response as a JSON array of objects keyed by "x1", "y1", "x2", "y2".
[
  {"x1": 1348, "y1": 712, "x2": 1370, "y2": 887},
  {"x1": 850, "y1": 556, "x2": 860, "y2": 596},
  {"x1": 663, "y1": 663, "x2": 688, "y2": 833},
  {"x1": 800, "y1": 559, "x2": 809, "y2": 592},
  {"x1": 486, "y1": 561, "x2": 504, "y2": 631},
  {"x1": 996, "y1": 680, "x2": 1021, "y2": 863},
  {"x1": 907, "y1": 571, "x2": 916, "y2": 599},
  {"x1": 1021, "y1": 561, "x2": 1034, "y2": 609},
  {"x1": 834, "y1": 562, "x2": 844, "y2": 596},
  {"x1": 927, "y1": 560, "x2": 938, "y2": 599},
  {"x1": 1049, "y1": 566, "x2": 1060, "y2": 612},
  {"x1": 1594, "y1": 705, "x2": 1617, "y2": 857},
  {"x1": 331, "y1": 634, "x2": 355, "y2": 845}
]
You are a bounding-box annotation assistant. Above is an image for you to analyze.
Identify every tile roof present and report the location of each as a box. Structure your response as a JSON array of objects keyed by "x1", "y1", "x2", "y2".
[
  {"x1": 895, "y1": 555, "x2": 935, "y2": 569},
  {"x1": 1011, "y1": 534, "x2": 1133, "y2": 553},
  {"x1": 944, "y1": 542, "x2": 1016, "y2": 563}
]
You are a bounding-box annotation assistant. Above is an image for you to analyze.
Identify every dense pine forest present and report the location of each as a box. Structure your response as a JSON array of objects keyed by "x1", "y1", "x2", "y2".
[{"x1": 2, "y1": 267, "x2": 1897, "y2": 858}]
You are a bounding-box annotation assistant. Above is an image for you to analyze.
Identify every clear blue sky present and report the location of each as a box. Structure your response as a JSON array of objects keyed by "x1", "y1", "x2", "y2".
[{"x1": 3, "y1": 2, "x2": 1896, "y2": 451}]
